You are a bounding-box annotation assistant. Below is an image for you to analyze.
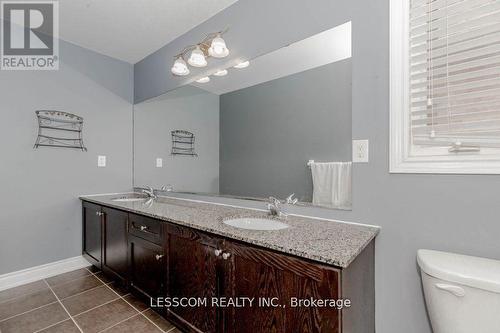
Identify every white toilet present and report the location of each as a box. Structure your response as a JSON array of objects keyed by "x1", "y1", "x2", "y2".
[{"x1": 417, "y1": 249, "x2": 500, "y2": 333}]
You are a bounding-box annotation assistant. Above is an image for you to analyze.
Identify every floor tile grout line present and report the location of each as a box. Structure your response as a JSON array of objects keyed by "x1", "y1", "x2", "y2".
[
  {"x1": 92, "y1": 273, "x2": 169, "y2": 333},
  {"x1": 58, "y1": 280, "x2": 113, "y2": 302},
  {"x1": 44, "y1": 271, "x2": 93, "y2": 288},
  {"x1": 71, "y1": 297, "x2": 121, "y2": 318},
  {"x1": 97, "y1": 313, "x2": 141, "y2": 333},
  {"x1": 0, "y1": 269, "x2": 94, "y2": 306},
  {"x1": 0, "y1": 300, "x2": 59, "y2": 323},
  {"x1": 43, "y1": 279, "x2": 84, "y2": 333},
  {"x1": 0, "y1": 272, "x2": 113, "y2": 320},
  {"x1": 1, "y1": 267, "x2": 174, "y2": 333},
  {"x1": 32, "y1": 317, "x2": 73, "y2": 333},
  {"x1": 139, "y1": 311, "x2": 172, "y2": 333},
  {"x1": 0, "y1": 286, "x2": 51, "y2": 306}
]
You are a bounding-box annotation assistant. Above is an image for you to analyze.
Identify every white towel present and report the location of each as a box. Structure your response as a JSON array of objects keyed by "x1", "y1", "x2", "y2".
[{"x1": 311, "y1": 162, "x2": 352, "y2": 209}]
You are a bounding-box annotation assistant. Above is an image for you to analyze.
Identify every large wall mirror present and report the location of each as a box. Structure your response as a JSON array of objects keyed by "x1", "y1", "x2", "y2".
[{"x1": 134, "y1": 22, "x2": 353, "y2": 210}]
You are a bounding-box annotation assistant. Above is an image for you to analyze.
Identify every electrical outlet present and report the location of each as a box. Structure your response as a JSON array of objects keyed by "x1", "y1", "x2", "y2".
[
  {"x1": 352, "y1": 140, "x2": 369, "y2": 163},
  {"x1": 97, "y1": 155, "x2": 106, "y2": 167},
  {"x1": 156, "y1": 158, "x2": 163, "y2": 168}
]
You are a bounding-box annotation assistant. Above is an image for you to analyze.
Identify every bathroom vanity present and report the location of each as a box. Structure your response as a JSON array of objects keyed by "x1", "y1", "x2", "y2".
[{"x1": 80, "y1": 194, "x2": 378, "y2": 333}]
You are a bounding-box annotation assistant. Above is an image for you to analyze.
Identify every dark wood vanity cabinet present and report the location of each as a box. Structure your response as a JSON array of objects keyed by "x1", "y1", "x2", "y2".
[
  {"x1": 223, "y1": 241, "x2": 341, "y2": 333},
  {"x1": 102, "y1": 207, "x2": 128, "y2": 282},
  {"x1": 82, "y1": 202, "x2": 374, "y2": 333},
  {"x1": 165, "y1": 225, "x2": 221, "y2": 333},
  {"x1": 82, "y1": 202, "x2": 129, "y2": 283},
  {"x1": 129, "y1": 235, "x2": 164, "y2": 300},
  {"x1": 162, "y1": 224, "x2": 343, "y2": 333},
  {"x1": 127, "y1": 213, "x2": 164, "y2": 300},
  {"x1": 82, "y1": 202, "x2": 103, "y2": 267}
]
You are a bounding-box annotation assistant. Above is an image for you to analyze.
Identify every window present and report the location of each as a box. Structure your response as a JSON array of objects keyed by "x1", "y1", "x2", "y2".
[{"x1": 390, "y1": 0, "x2": 500, "y2": 173}]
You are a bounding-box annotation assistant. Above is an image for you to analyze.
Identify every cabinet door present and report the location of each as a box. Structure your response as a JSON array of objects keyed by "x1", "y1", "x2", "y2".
[
  {"x1": 102, "y1": 207, "x2": 128, "y2": 283},
  {"x1": 129, "y1": 235, "x2": 164, "y2": 300},
  {"x1": 165, "y1": 224, "x2": 221, "y2": 333},
  {"x1": 224, "y1": 241, "x2": 341, "y2": 333},
  {"x1": 82, "y1": 202, "x2": 102, "y2": 267}
]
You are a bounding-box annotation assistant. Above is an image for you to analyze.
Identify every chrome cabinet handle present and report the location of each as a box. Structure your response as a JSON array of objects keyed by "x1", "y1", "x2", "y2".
[
  {"x1": 222, "y1": 252, "x2": 231, "y2": 260},
  {"x1": 95, "y1": 212, "x2": 103, "y2": 216},
  {"x1": 131, "y1": 223, "x2": 156, "y2": 235},
  {"x1": 214, "y1": 249, "x2": 222, "y2": 257},
  {"x1": 155, "y1": 254, "x2": 164, "y2": 261}
]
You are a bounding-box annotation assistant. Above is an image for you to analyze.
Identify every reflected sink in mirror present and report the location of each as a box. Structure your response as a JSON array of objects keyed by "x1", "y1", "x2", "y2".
[
  {"x1": 224, "y1": 217, "x2": 289, "y2": 231},
  {"x1": 111, "y1": 194, "x2": 148, "y2": 202}
]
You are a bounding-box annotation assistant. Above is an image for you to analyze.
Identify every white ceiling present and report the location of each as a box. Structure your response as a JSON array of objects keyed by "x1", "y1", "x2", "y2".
[
  {"x1": 58, "y1": 0, "x2": 239, "y2": 64},
  {"x1": 190, "y1": 22, "x2": 352, "y2": 95}
]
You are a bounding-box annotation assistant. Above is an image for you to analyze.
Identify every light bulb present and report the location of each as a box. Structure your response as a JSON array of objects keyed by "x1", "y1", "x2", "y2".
[
  {"x1": 188, "y1": 46, "x2": 207, "y2": 67},
  {"x1": 196, "y1": 76, "x2": 210, "y2": 83},
  {"x1": 171, "y1": 57, "x2": 189, "y2": 76},
  {"x1": 234, "y1": 60, "x2": 249, "y2": 69},
  {"x1": 208, "y1": 36, "x2": 229, "y2": 58},
  {"x1": 213, "y1": 69, "x2": 228, "y2": 76}
]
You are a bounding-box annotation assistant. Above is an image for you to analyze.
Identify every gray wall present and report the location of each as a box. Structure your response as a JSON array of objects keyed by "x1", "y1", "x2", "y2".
[
  {"x1": 219, "y1": 60, "x2": 352, "y2": 202},
  {"x1": 134, "y1": 1, "x2": 500, "y2": 333},
  {"x1": 134, "y1": 86, "x2": 219, "y2": 192},
  {"x1": 0, "y1": 40, "x2": 133, "y2": 274}
]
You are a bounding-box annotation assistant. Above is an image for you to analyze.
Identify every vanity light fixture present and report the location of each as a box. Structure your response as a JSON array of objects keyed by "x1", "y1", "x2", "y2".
[
  {"x1": 234, "y1": 60, "x2": 250, "y2": 69},
  {"x1": 171, "y1": 56, "x2": 190, "y2": 76},
  {"x1": 208, "y1": 35, "x2": 229, "y2": 58},
  {"x1": 188, "y1": 46, "x2": 207, "y2": 67},
  {"x1": 196, "y1": 76, "x2": 210, "y2": 83},
  {"x1": 171, "y1": 28, "x2": 230, "y2": 76},
  {"x1": 213, "y1": 69, "x2": 228, "y2": 76}
]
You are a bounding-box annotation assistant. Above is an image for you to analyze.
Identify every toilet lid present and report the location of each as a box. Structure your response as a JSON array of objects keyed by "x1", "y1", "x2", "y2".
[{"x1": 417, "y1": 249, "x2": 500, "y2": 293}]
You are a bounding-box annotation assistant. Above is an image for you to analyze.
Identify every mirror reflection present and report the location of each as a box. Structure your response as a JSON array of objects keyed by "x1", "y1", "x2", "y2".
[{"x1": 134, "y1": 22, "x2": 353, "y2": 210}]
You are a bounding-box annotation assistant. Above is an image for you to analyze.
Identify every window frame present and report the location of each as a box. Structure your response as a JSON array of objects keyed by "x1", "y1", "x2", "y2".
[{"x1": 389, "y1": 0, "x2": 500, "y2": 174}]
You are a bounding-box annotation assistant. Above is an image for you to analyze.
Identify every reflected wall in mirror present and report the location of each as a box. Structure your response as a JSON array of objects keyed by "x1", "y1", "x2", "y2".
[{"x1": 134, "y1": 21, "x2": 353, "y2": 210}]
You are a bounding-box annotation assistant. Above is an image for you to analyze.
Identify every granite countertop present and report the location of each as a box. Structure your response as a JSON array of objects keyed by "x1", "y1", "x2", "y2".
[{"x1": 80, "y1": 193, "x2": 379, "y2": 268}]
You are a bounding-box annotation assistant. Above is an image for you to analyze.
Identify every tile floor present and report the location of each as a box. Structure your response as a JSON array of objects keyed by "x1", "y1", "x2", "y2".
[{"x1": 0, "y1": 267, "x2": 181, "y2": 333}]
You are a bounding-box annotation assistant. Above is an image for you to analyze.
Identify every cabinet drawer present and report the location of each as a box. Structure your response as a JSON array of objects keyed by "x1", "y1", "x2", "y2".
[{"x1": 128, "y1": 213, "x2": 161, "y2": 244}]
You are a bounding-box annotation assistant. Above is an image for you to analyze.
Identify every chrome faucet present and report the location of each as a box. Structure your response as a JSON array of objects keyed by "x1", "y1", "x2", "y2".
[
  {"x1": 160, "y1": 184, "x2": 174, "y2": 192},
  {"x1": 285, "y1": 193, "x2": 298, "y2": 205},
  {"x1": 142, "y1": 186, "x2": 157, "y2": 199},
  {"x1": 268, "y1": 197, "x2": 285, "y2": 218},
  {"x1": 268, "y1": 194, "x2": 299, "y2": 218}
]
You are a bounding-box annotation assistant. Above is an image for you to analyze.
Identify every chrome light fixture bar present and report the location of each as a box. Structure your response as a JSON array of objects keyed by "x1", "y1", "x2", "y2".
[{"x1": 171, "y1": 29, "x2": 230, "y2": 76}]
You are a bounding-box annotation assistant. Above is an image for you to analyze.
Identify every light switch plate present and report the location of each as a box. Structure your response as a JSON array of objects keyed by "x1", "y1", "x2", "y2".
[
  {"x1": 97, "y1": 155, "x2": 106, "y2": 167},
  {"x1": 156, "y1": 158, "x2": 163, "y2": 168},
  {"x1": 352, "y1": 140, "x2": 369, "y2": 163}
]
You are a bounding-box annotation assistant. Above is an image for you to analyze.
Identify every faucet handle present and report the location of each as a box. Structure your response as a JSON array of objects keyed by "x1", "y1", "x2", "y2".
[
  {"x1": 285, "y1": 193, "x2": 298, "y2": 205},
  {"x1": 268, "y1": 196, "x2": 281, "y2": 206},
  {"x1": 161, "y1": 184, "x2": 173, "y2": 192},
  {"x1": 142, "y1": 186, "x2": 153, "y2": 193}
]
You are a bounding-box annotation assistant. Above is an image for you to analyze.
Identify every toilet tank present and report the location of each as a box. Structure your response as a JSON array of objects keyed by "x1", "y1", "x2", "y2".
[{"x1": 417, "y1": 250, "x2": 500, "y2": 333}]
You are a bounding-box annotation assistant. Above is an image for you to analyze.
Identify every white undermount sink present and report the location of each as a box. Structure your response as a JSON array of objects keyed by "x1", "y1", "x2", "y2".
[{"x1": 223, "y1": 217, "x2": 289, "y2": 231}]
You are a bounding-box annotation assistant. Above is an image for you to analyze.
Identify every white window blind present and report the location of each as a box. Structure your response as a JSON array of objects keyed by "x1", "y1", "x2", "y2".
[{"x1": 409, "y1": 0, "x2": 500, "y2": 151}]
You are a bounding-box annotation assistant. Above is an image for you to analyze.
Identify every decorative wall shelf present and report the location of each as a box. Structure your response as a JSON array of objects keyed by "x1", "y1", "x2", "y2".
[
  {"x1": 171, "y1": 130, "x2": 197, "y2": 156},
  {"x1": 34, "y1": 110, "x2": 87, "y2": 151}
]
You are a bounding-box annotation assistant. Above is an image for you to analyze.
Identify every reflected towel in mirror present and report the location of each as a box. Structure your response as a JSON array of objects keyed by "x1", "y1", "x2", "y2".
[{"x1": 310, "y1": 162, "x2": 352, "y2": 208}]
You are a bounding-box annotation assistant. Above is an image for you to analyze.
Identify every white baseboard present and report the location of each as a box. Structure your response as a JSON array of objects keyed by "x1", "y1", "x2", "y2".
[{"x1": 0, "y1": 256, "x2": 91, "y2": 292}]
